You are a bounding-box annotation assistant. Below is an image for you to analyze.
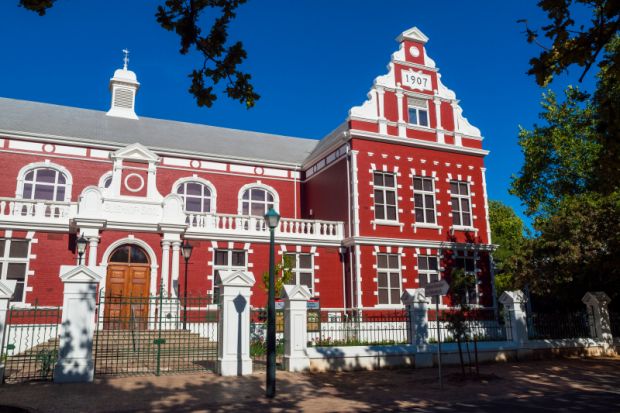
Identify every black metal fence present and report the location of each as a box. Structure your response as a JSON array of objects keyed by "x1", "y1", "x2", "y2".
[
  {"x1": 249, "y1": 308, "x2": 285, "y2": 370},
  {"x1": 1, "y1": 304, "x2": 62, "y2": 383},
  {"x1": 307, "y1": 310, "x2": 410, "y2": 347},
  {"x1": 427, "y1": 308, "x2": 508, "y2": 343},
  {"x1": 94, "y1": 290, "x2": 218, "y2": 376},
  {"x1": 527, "y1": 311, "x2": 593, "y2": 340}
]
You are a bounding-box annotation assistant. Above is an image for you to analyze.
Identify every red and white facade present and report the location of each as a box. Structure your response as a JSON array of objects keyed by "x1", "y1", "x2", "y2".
[{"x1": 0, "y1": 27, "x2": 494, "y2": 311}]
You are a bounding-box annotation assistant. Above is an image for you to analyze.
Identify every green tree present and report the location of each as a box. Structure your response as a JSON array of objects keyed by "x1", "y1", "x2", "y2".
[
  {"x1": 261, "y1": 255, "x2": 294, "y2": 299},
  {"x1": 488, "y1": 200, "x2": 525, "y2": 295},
  {"x1": 18, "y1": 0, "x2": 260, "y2": 109},
  {"x1": 511, "y1": 1, "x2": 620, "y2": 308}
]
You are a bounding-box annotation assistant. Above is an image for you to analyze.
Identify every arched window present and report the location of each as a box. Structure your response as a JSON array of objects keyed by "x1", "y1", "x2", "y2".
[
  {"x1": 240, "y1": 187, "x2": 276, "y2": 216},
  {"x1": 109, "y1": 244, "x2": 150, "y2": 264},
  {"x1": 21, "y1": 167, "x2": 69, "y2": 202},
  {"x1": 176, "y1": 181, "x2": 213, "y2": 213},
  {"x1": 99, "y1": 172, "x2": 113, "y2": 189}
]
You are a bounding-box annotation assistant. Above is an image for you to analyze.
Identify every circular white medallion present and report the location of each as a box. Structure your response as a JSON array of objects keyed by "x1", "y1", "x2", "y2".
[
  {"x1": 124, "y1": 173, "x2": 145, "y2": 193},
  {"x1": 409, "y1": 46, "x2": 420, "y2": 58},
  {"x1": 254, "y1": 167, "x2": 264, "y2": 175},
  {"x1": 43, "y1": 144, "x2": 55, "y2": 153},
  {"x1": 190, "y1": 160, "x2": 200, "y2": 169}
]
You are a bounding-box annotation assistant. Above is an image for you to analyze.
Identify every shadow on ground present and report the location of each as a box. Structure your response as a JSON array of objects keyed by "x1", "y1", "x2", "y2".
[{"x1": 0, "y1": 357, "x2": 619, "y2": 412}]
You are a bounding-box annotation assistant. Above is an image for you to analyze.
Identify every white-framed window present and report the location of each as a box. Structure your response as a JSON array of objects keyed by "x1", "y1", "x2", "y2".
[
  {"x1": 407, "y1": 97, "x2": 429, "y2": 127},
  {"x1": 284, "y1": 253, "x2": 314, "y2": 294},
  {"x1": 376, "y1": 253, "x2": 401, "y2": 305},
  {"x1": 240, "y1": 187, "x2": 275, "y2": 216},
  {"x1": 373, "y1": 171, "x2": 398, "y2": 222},
  {"x1": 454, "y1": 250, "x2": 478, "y2": 305},
  {"x1": 417, "y1": 254, "x2": 440, "y2": 304},
  {"x1": 0, "y1": 238, "x2": 30, "y2": 302},
  {"x1": 176, "y1": 181, "x2": 213, "y2": 213},
  {"x1": 413, "y1": 176, "x2": 436, "y2": 224},
  {"x1": 450, "y1": 181, "x2": 472, "y2": 227},
  {"x1": 21, "y1": 168, "x2": 68, "y2": 202},
  {"x1": 212, "y1": 249, "x2": 247, "y2": 299}
]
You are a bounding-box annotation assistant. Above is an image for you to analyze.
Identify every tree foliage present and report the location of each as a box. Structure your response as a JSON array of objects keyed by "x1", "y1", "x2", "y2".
[
  {"x1": 488, "y1": 200, "x2": 525, "y2": 295},
  {"x1": 513, "y1": 1, "x2": 620, "y2": 307},
  {"x1": 510, "y1": 87, "x2": 600, "y2": 217},
  {"x1": 519, "y1": 0, "x2": 619, "y2": 86},
  {"x1": 261, "y1": 255, "x2": 294, "y2": 298},
  {"x1": 18, "y1": 0, "x2": 259, "y2": 109}
]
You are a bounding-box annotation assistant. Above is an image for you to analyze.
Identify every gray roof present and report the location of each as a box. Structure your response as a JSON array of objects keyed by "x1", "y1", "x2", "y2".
[{"x1": 0, "y1": 97, "x2": 323, "y2": 166}]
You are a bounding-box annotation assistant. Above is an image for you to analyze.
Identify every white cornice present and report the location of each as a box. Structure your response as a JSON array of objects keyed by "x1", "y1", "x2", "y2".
[
  {"x1": 393, "y1": 59, "x2": 438, "y2": 72},
  {"x1": 343, "y1": 236, "x2": 496, "y2": 250},
  {"x1": 349, "y1": 129, "x2": 489, "y2": 157},
  {"x1": 0, "y1": 129, "x2": 307, "y2": 169}
]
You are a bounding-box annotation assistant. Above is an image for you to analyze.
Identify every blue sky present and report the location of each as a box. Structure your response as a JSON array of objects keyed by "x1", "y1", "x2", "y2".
[{"x1": 0, "y1": 1, "x2": 595, "y2": 223}]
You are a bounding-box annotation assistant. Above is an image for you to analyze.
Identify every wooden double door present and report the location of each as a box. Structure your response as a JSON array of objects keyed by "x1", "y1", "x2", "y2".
[{"x1": 104, "y1": 245, "x2": 151, "y2": 330}]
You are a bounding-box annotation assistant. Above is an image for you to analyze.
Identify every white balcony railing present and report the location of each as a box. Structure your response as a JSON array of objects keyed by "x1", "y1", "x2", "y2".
[
  {"x1": 186, "y1": 213, "x2": 344, "y2": 242},
  {"x1": 0, "y1": 198, "x2": 77, "y2": 224}
]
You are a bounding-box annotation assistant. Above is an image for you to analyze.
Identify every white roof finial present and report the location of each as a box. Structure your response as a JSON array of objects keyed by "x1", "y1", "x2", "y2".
[{"x1": 122, "y1": 49, "x2": 130, "y2": 70}]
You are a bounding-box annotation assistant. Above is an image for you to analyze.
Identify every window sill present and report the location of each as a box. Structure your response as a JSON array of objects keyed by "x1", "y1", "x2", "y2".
[
  {"x1": 450, "y1": 225, "x2": 477, "y2": 233},
  {"x1": 372, "y1": 220, "x2": 403, "y2": 227},
  {"x1": 412, "y1": 223, "x2": 442, "y2": 230}
]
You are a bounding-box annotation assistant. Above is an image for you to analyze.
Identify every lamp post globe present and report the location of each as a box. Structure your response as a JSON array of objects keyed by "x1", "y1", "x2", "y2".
[
  {"x1": 264, "y1": 208, "x2": 281, "y2": 229},
  {"x1": 182, "y1": 239, "x2": 193, "y2": 330},
  {"x1": 76, "y1": 233, "x2": 88, "y2": 265},
  {"x1": 263, "y1": 207, "x2": 280, "y2": 398}
]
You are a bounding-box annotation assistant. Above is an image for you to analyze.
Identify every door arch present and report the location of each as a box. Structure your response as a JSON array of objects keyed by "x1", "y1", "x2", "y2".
[{"x1": 104, "y1": 244, "x2": 151, "y2": 330}]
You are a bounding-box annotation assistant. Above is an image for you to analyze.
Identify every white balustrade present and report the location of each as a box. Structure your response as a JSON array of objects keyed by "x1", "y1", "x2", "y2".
[
  {"x1": 187, "y1": 212, "x2": 344, "y2": 241},
  {"x1": 0, "y1": 198, "x2": 76, "y2": 222}
]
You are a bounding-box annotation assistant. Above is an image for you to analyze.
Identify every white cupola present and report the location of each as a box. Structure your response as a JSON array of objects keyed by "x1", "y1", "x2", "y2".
[{"x1": 106, "y1": 49, "x2": 140, "y2": 120}]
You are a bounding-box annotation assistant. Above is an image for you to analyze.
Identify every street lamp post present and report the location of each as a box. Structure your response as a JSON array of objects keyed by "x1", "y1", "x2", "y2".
[
  {"x1": 181, "y1": 239, "x2": 193, "y2": 330},
  {"x1": 76, "y1": 233, "x2": 87, "y2": 266},
  {"x1": 264, "y1": 207, "x2": 280, "y2": 398}
]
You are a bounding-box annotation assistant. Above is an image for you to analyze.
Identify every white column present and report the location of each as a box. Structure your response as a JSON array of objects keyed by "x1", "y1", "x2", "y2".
[
  {"x1": 283, "y1": 285, "x2": 312, "y2": 372},
  {"x1": 582, "y1": 292, "x2": 614, "y2": 354},
  {"x1": 216, "y1": 269, "x2": 255, "y2": 376},
  {"x1": 396, "y1": 90, "x2": 405, "y2": 137},
  {"x1": 170, "y1": 241, "x2": 181, "y2": 297},
  {"x1": 161, "y1": 240, "x2": 171, "y2": 295},
  {"x1": 87, "y1": 236, "x2": 99, "y2": 268},
  {"x1": 0, "y1": 280, "x2": 16, "y2": 383},
  {"x1": 402, "y1": 288, "x2": 428, "y2": 346},
  {"x1": 54, "y1": 265, "x2": 104, "y2": 383},
  {"x1": 434, "y1": 96, "x2": 444, "y2": 143},
  {"x1": 377, "y1": 87, "x2": 387, "y2": 135},
  {"x1": 499, "y1": 290, "x2": 529, "y2": 345}
]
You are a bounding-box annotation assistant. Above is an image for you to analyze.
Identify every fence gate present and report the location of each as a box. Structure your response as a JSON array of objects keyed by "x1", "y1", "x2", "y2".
[
  {"x1": 1, "y1": 304, "x2": 62, "y2": 383},
  {"x1": 94, "y1": 290, "x2": 219, "y2": 376},
  {"x1": 249, "y1": 308, "x2": 285, "y2": 371}
]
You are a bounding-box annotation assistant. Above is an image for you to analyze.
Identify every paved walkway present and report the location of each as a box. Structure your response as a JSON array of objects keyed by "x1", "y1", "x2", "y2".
[{"x1": 1, "y1": 357, "x2": 619, "y2": 412}]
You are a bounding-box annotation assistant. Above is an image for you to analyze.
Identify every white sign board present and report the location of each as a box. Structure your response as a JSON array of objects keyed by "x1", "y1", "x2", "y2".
[
  {"x1": 424, "y1": 280, "x2": 449, "y2": 297},
  {"x1": 401, "y1": 69, "x2": 432, "y2": 92}
]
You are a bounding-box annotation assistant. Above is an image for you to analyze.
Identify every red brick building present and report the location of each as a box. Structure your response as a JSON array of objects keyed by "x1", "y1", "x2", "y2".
[{"x1": 0, "y1": 27, "x2": 494, "y2": 311}]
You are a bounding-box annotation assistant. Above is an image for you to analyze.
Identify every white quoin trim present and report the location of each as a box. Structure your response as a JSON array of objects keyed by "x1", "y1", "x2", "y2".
[
  {"x1": 171, "y1": 176, "x2": 218, "y2": 213},
  {"x1": 99, "y1": 237, "x2": 159, "y2": 297},
  {"x1": 15, "y1": 160, "x2": 73, "y2": 202},
  {"x1": 236, "y1": 181, "x2": 280, "y2": 215}
]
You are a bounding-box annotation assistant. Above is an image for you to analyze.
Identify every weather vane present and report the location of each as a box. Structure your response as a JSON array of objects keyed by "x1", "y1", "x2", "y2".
[{"x1": 122, "y1": 49, "x2": 130, "y2": 70}]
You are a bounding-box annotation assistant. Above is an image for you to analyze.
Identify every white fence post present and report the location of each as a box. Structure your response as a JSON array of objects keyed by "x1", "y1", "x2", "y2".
[
  {"x1": 216, "y1": 269, "x2": 255, "y2": 376},
  {"x1": 499, "y1": 290, "x2": 529, "y2": 346},
  {"x1": 54, "y1": 265, "x2": 103, "y2": 383},
  {"x1": 0, "y1": 279, "x2": 16, "y2": 383},
  {"x1": 401, "y1": 288, "x2": 428, "y2": 346},
  {"x1": 582, "y1": 292, "x2": 614, "y2": 355},
  {"x1": 283, "y1": 284, "x2": 312, "y2": 372}
]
